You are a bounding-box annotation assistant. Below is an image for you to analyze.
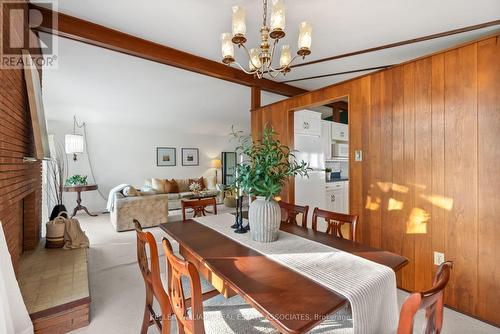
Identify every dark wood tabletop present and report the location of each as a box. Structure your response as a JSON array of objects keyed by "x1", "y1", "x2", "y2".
[
  {"x1": 160, "y1": 219, "x2": 408, "y2": 334},
  {"x1": 62, "y1": 184, "x2": 98, "y2": 192}
]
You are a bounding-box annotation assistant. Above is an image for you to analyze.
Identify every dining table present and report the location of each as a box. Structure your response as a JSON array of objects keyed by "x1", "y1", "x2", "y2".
[{"x1": 160, "y1": 215, "x2": 408, "y2": 334}]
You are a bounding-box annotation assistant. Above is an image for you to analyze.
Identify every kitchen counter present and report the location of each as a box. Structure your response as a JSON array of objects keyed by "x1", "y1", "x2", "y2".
[{"x1": 326, "y1": 178, "x2": 349, "y2": 183}]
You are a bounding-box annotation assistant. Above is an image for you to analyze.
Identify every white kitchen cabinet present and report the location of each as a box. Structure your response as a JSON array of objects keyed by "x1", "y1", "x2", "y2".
[
  {"x1": 294, "y1": 110, "x2": 321, "y2": 137},
  {"x1": 325, "y1": 181, "x2": 349, "y2": 214},
  {"x1": 331, "y1": 121, "x2": 348, "y2": 141},
  {"x1": 321, "y1": 120, "x2": 332, "y2": 159}
]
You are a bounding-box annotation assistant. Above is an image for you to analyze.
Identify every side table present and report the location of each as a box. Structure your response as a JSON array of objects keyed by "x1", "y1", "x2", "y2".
[{"x1": 63, "y1": 184, "x2": 99, "y2": 218}]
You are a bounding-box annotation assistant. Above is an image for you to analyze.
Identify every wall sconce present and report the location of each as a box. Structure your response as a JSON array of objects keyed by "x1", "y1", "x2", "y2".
[{"x1": 65, "y1": 116, "x2": 85, "y2": 161}]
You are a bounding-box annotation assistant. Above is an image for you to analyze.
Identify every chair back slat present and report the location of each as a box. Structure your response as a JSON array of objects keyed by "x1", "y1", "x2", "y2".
[
  {"x1": 134, "y1": 220, "x2": 153, "y2": 284},
  {"x1": 162, "y1": 238, "x2": 205, "y2": 334},
  {"x1": 279, "y1": 201, "x2": 309, "y2": 227},
  {"x1": 134, "y1": 220, "x2": 171, "y2": 333},
  {"x1": 397, "y1": 261, "x2": 453, "y2": 334},
  {"x1": 311, "y1": 208, "x2": 358, "y2": 241}
]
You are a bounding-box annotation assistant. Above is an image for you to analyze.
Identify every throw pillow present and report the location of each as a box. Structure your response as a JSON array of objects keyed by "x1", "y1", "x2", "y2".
[
  {"x1": 175, "y1": 179, "x2": 190, "y2": 192},
  {"x1": 164, "y1": 179, "x2": 179, "y2": 193},
  {"x1": 189, "y1": 177, "x2": 206, "y2": 191},
  {"x1": 123, "y1": 186, "x2": 138, "y2": 197},
  {"x1": 143, "y1": 179, "x2": 153, "y2": 189},
  {"x1": 151, "y1": 178, "x2": 166, "y2": 194}
]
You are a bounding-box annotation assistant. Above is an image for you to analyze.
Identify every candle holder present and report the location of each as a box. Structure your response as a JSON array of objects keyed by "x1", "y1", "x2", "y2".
[
  {"x1": 230, "y1": 196, "x2": 240, "y2": 229},
  {"x1": 234, "y1": 195, "x2": 247, "y2": 234}
]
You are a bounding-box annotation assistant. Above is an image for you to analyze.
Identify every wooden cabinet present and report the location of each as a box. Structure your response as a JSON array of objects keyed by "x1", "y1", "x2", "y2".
[
  {"x1": 331, "y1": 122, "x2": 348, "y2": 141},
  {"x1": 321, "y1": 120, "x2": 332, "y2": 159},
  {"x1": 294, "y1": 110, "x2": 321, "y2": 136}
]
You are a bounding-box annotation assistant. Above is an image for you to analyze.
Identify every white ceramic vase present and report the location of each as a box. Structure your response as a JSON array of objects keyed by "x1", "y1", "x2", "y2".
[{"x1": 248, "y1": 196, "x2": 281, "y2": 242}]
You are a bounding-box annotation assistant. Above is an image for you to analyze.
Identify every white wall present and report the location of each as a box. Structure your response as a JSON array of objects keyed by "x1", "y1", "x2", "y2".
[
  {"x1": 48, "y1": 120, "x2": 239, "y2": 212},
  {"x1": 40, "y1": 37, "x2": 287, "y2": 215}
]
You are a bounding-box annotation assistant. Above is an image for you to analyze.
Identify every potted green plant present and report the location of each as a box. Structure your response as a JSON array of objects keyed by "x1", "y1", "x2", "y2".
[
  {"x1": 231, "y1": 126, "x2": 309, "y2": 242},
  {"x1": 65, "y1": 174, "x2": 88, "y2": 186}
]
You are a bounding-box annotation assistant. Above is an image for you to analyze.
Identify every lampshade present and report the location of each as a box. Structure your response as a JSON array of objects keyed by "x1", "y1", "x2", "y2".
[
  {"x1": 211, "y1": 159, "x2": 222, "y2": 169},
  {"x1": 298, "y1": 21, "x2": 312, "y2": 50},
  {"x1": 221, "y1": 32, "x2": 234, "y2": 62},
  {"x1": 280, "y1": 45, "x2": 291, "y2": 68},
  {"x1": 270, "y1": 0, "x2": 286, "y2": 32},
  {"x1": 232, "y1": 6, "x2": 246, "y2": 37},
  {"x1": 65, "y1": 134, "x2": 84, "y2": 154},
  {"x1": 249, "y1": 48, "x2": 262, "y2": 71}
]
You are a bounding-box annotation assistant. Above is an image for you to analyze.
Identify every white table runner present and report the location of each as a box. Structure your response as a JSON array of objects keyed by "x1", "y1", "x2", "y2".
[{"x1": 194, "y1": 214, "x2": 399, "y2": 334}]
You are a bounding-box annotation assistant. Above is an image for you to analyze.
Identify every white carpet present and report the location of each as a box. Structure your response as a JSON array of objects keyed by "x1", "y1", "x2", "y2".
[{"x1": 69, "y1": 207, "x2": 499, "y2": 334}]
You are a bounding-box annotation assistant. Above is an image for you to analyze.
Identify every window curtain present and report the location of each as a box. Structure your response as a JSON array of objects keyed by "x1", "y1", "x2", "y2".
[{"x1": 0, "y1": 222, "x2": 33, "y2": 334}]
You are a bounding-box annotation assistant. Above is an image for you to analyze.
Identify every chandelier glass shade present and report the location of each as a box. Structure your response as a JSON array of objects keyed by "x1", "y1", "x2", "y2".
[{"x1": 221, "y1": 0, "x2": 312, "y2": 79}]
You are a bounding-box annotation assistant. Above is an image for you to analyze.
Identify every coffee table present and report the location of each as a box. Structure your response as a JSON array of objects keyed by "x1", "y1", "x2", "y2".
[{"x1": 181, "y1": 196, "x2": 217, "y2": 221}]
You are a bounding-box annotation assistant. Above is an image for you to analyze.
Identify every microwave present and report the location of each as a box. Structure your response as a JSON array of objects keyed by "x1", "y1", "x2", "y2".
[{"x1": 332, "y1": 143, "x2": 349, "y2": 157}]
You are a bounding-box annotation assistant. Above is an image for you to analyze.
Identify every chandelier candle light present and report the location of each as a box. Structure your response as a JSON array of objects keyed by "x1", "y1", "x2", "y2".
[{"x1": 221, "y1": 0, "x2": 312, "y2": 79}]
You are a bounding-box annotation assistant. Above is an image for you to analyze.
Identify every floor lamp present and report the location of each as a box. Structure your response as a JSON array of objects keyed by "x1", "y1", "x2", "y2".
[{"x1": 211, "y1": 159, "x2": 222, "y2": 183}]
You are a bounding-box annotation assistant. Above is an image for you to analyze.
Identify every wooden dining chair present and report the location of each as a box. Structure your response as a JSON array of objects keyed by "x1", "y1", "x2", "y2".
[
  {"x1": 134, "y1": 219, "x2": 172, "y2": 334},
  {"x1": 161, "y1": 238, "x2": 272, "y2": 333},
  {"x1": 397, "y1": 261, "x2": 453, "y2": 334},
  {"x1": 162, "y1": 237, "x2": 206, "y2": 333},
  {"x1": 279, "y1": 200, "x2": 309, "y2": 227},
  {"x1": 311, "y1": 208, "x2": 358, "y2": 241}
]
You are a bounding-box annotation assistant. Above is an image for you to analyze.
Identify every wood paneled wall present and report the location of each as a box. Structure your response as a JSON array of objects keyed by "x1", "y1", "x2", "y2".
[
  {"x1": 0, "y1": 0, "x2": 43, "y2": 270},
  {"x1": 251, "y1": 34, "x2": 500, "y2": 325}
]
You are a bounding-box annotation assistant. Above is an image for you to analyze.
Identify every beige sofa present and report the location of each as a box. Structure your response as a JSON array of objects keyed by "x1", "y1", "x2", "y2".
[
  {"x1": 110, "y1": 192, "x2": 169, "y2": 232},
  {"x1": 143, "y1": 177, "x2": 222, "y2": 210},
  {"x1": 110, "y1": 176, "x2": 221, "y2": 232}
]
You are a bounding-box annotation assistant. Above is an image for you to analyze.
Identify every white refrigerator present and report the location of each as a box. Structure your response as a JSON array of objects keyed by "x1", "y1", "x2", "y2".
[{"x1": 294, "y1": 134, "x2": 326, "y2": 226}]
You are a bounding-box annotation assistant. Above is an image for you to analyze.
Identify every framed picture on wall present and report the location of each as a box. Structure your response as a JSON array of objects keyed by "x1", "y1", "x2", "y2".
[
  {"x1": 157, "y1": 147, "x2": 176, "y2": 166},
  {"x1": 181, "y1": 148, "x2": 199, "y2": 166}
]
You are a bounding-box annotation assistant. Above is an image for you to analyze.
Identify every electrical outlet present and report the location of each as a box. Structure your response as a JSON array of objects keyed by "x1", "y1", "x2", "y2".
[{"x1": 434, "y1": 251, "x2": 445, "y2": 265}]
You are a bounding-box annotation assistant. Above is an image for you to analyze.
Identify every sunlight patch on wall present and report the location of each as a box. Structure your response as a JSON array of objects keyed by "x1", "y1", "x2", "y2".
[
  {"x1": 419, "y1": 194, "x2": 454, "y2": 211},
  {"x1": 376, "y1": 182, "x2": 409, "y2": 194},
  {"x1": 377, "y1": 182, "x2": 391, "y2": 193},
  {"x1": 365, "y1": 196, "x2": 381, "y2": 211},
  {"x1": 392, "y1": 183, "x2": 409, "y2": 194},
  {"x1": 406, "y1": 207, "x2": 430, "y2": 234},
  {"x1": 388, "y1": 198, "x2": 404, "y2": 211}
]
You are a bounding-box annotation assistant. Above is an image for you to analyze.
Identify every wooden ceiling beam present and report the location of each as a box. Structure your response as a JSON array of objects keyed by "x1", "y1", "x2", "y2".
[
  {"x1": 30, "y1": 5, "x2": 307, "y2": 97},
  {"x1": 291, "y1": 19, "x2": 500, "y2": 68},
  {"x1": 251, "y1": 86, "x2": 261, "y2": 110}
]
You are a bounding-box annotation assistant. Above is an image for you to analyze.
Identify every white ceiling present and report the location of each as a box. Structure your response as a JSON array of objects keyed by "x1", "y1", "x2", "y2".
[
  {"x1": 41, "y1": 33, "x2": 286, "y2": 132},
  {"x1": 40, "y1": 0, "x2": 500, "y2": 90},
  {"x1": 40, "y1": 0, "x2": 500, "y2": 131}
]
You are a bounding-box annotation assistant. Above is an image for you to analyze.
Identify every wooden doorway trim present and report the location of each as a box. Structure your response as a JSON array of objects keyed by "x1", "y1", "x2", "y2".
[{"x1": 289, "y1": 95, "x2": 350, "y2": 206}]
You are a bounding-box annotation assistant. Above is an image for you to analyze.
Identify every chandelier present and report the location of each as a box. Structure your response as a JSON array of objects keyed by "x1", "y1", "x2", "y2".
[{"x1": 220, "y1": 0, "x2": 312, "y2": 79}]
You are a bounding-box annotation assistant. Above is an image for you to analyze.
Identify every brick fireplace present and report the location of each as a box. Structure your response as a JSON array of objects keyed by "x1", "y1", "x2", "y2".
[{"x1": 0, "y1": 0, "x2": 44, "y2": 271}]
